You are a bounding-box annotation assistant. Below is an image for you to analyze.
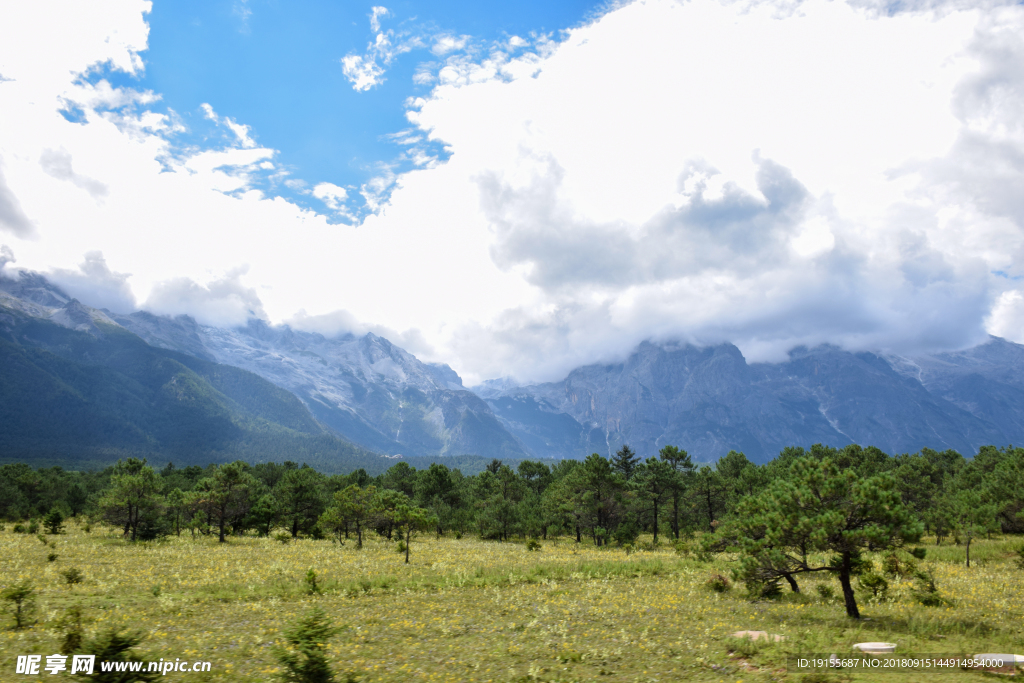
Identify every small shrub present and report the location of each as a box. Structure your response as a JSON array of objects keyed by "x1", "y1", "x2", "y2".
[
  {"x1": 611, "y1": 522, "x2": 639, "y2": 547},
  {"x1": 358, "y1": 579, "x2": 372, "y2": 594},
  {"x1": 749, "y1": 578, "x2": 782, "y2": 600},
  {"x1": 453, "y1": 531, "x2": 463, "y2": 540},
  {"x1": 858, "y1": 571, "x2": 889, "y2": 598},
  {"x1": 27, "y1": 521, "x2": 39, "y2": 534},
  {"x1": 816, "y1": 584, "x2": 835, "y2": 601},
  {"x1": 673, "y1": 540, "x2": 690, "y2": 555},
  {"x1": 61, "y1": 567, "x2": 85, "y2": 586},
  {"x1": 82, "y1": 523, "x2": 91, "y2": 533},
  {"x1": 58, "y1": 605, "x2": 86, "y2": 655},
  {"x1": 1, "y1": 581, "x2": 36, "y2": 629},
  {"x1": 47, "y1": 552, "x2": 59, "y2": 562},
  {"x1": 912, "y1": 570, "x2": 947, "y2": 607},
  {"x1": 274, "y1": 532, "x2": 291, "y2": 544},
  {"x1": 86, "y1": 627, "x2": 158, "y2": 682},
  {"x1": 395, "y1": 541, "x2": 407, "y2": 554},
  {"x1": 526, "y1": 539, "x2": 541, "y2": 552},
  {"x1": 910, "y1": 547, "x2": 927, "y2": 560},
  {"x1": 151, "y1": 585, "x2": 162, "y2": 597},
  {"x1": 304, "y1": 568, "x2": 321, "y2": 595},
  {"x1": 37, "y1": 534, "x2": 49, "y2": 546},
  {"x1": 13, "y1": 523, "x2": 26, "y2": 533},
  {"x1": 1014, "y1": 545, "x2": 1024, "y2": 570},
  {"x1": 274, "y1": 607, "x2": 342, "y2": 683},
  {"x1": 706, "y1": 573, "x2": 731, "y2": 593},
  {"x1": 44, "y1": 508, "x2": 65, "y2": 535}
]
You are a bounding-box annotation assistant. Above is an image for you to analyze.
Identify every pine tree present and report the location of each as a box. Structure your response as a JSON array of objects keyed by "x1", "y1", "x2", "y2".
[
  {"x1": 612, "y1": 445, "x2": 640, "y2": 480},
  {"x1": 733, "y1": 455, "x2": 921, "y2": 618}
]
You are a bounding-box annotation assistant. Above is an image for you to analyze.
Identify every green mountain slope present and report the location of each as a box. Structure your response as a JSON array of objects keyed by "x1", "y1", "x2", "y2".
[{"x1": 0, "y1": 305, "x2": 389, "y2": 473}]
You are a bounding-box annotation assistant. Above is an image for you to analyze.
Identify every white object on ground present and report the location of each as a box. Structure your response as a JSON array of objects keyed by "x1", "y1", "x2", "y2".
[{"x1": 853, "y1": 642, "x2": 896, "y2": 653}]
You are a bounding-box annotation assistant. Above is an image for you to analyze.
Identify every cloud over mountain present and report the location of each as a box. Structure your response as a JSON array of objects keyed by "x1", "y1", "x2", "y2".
[{"x1": 0, "y1": 0, "x2": 1022, "y2": 384}]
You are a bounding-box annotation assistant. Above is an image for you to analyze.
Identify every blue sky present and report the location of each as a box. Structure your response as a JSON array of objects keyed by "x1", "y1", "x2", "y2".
[{"x1": 90, "y1": 0, "x2": 608, "y2": 219}]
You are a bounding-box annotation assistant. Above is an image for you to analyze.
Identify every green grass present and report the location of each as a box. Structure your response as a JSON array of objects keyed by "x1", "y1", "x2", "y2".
[{"x1": 1, "y1": 523, "x2": 1022, "y2": 682}]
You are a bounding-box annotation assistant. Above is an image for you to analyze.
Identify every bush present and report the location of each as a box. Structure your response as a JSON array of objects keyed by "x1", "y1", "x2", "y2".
[
  {"x1": 61, "y1": 567, "x2": 84, "y2": 586},
  {"x1": 1, "y1": 581, "x2": 36, "y2": 629},
  {"x1": 816, "y1": 584, "x2": 835, "y2": 601},
  {"x1": 44, "y1": 508, "x2": 65, "y2": 535},
  {"x1": 37, "y1": 534, "x2": 49, "y2": 545},
  {"x1": 47, "y1": 552, "x2": 58, "y2": 562},
  {"x1": 912, "y1": 570, "x2": 947, "y2": 607},
  {"x1": 882, "y1": 553, "x2": 916, "y2": 578},
  {"x1": 909, "y1": 547, "x2": 927, "y2": 560},
  {"x1": 87, "y1": 627, "x2": 158, "y2": 682},
  {"x1": 706, "y1": 573, "x2": 731, "y2": 593},
  {"x1": 274, "y1": 532, "x2": 292, "y2": 544},
  {"x1": 746, "y1": 578, "x2": 782, "y2": 600},
  {"x1": 12, "y1": 523, "x2": 26, "y2": 533},
  {"x1": 612, "y1": 521, "x2": 640, "y2": 547},
  {"x1": 304, "y1": 569, "x2": 322, "y2": 595},
  {"x1": 526, "y1": 539, "x2": 541, "y2": 552},
  {"x1": 27, "y1": 521, "x2": 39, "y2": 534},
  {"x1": 395, "y1": 541, "x2": 407, "y2": 554},
  {"x1": 1014, "y1": 545, "x2": 1024, "y2": 570},
  {"x1": 58, "y1": 605, "x2": 86, "y2": 655},
  {"x1": 82, "y1": 523, "x2": 91, "y2": 533},
  {"x1": 274, "y1": 607, "x2": 342, "y2": 683},
  {"x1": 858, "y1": 571, "x2": 889, "y2": 598}
]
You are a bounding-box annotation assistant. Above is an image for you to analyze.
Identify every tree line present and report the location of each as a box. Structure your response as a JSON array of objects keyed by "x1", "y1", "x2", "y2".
[{"x1": 3, "y1": 443, "x2": 1020, "y2": 550}]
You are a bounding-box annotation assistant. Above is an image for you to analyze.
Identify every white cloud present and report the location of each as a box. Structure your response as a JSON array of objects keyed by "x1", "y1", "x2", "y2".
[
  {"x1": 431, "y1": 34, "x2": 468, "y2": 56},
  {"x1": 341, "y1": 53, "x2": 388, "y2": 92},
  {"x1": 143, "y1": 268, "x2": 267, "y2": 327},
  {"x1": 39, "y1": 148, "x2": 109, "y2": 198},
  {"x1": 287, "y1": 308, "x2": 437, "y2": 358},
  {"x1": 200, "y1": 103, "x2": 257, "y2": 148},
  {"x1": 2, "y1": 0, "x2": 1024, "y2": 387},
  {"x1": 369, "y1": 6, "x2": 389, "y2": 33},
  {"x1": 312, "y1": 182, "x2": 348, "y2": 210},
  {"x1": 48, "y1": 250, "x2": 135, "y2": 313},
  {"x1": 0, "y1": 158, "x2": 35, "y2": 237}
]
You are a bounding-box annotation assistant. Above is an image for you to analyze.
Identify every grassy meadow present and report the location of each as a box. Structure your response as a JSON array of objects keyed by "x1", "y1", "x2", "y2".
[{"x1": 2, "y1": 521, "x2": 1023, "y2": 682}]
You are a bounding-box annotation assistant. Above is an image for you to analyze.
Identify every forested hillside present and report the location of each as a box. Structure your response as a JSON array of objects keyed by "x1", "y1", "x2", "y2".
[{"x1": 0, "y1": 303, "x2": 387, "y2": 473}]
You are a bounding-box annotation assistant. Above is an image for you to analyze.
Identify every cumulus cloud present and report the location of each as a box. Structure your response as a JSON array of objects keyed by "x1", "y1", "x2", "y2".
[
  {"x1": 0, "y1": 244, "x2": 16, "y2": 272},
  {"x1": 39, "y1": 148, "x2": 109, "y2": 198},
  {"x1": 3, "y1": 0, "x2": 1024, "y2": 386},
  {"x1": 143, "y1": 269, "x2": 267, "y2": 328},
  {"x1": 312, "y1": 182, "x2": 349, "y2": 210},
  {"x1": 481, "y1": 154, "x2": 810, "y2": 292},
  {"x1": 287, "y1": 308, "x2": 437, "y2": 359},
  {"x1": 0, "y1": 159, "x2": 35, "y2": 237},
  {"x1": 48, "y1": 251, "x2": 135, "y2": 313},
  {"x1": 431, "y1": 34, "x2": 468, "y2": 56}
]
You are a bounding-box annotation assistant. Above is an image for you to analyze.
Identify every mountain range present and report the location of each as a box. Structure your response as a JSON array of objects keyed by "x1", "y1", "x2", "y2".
[
  {"x1": 477, "y1": 339, "x2": 1024, "y2": 462},
  {"x1": 3, "y1": 269, "x2": 1024, "y2": 469}
]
